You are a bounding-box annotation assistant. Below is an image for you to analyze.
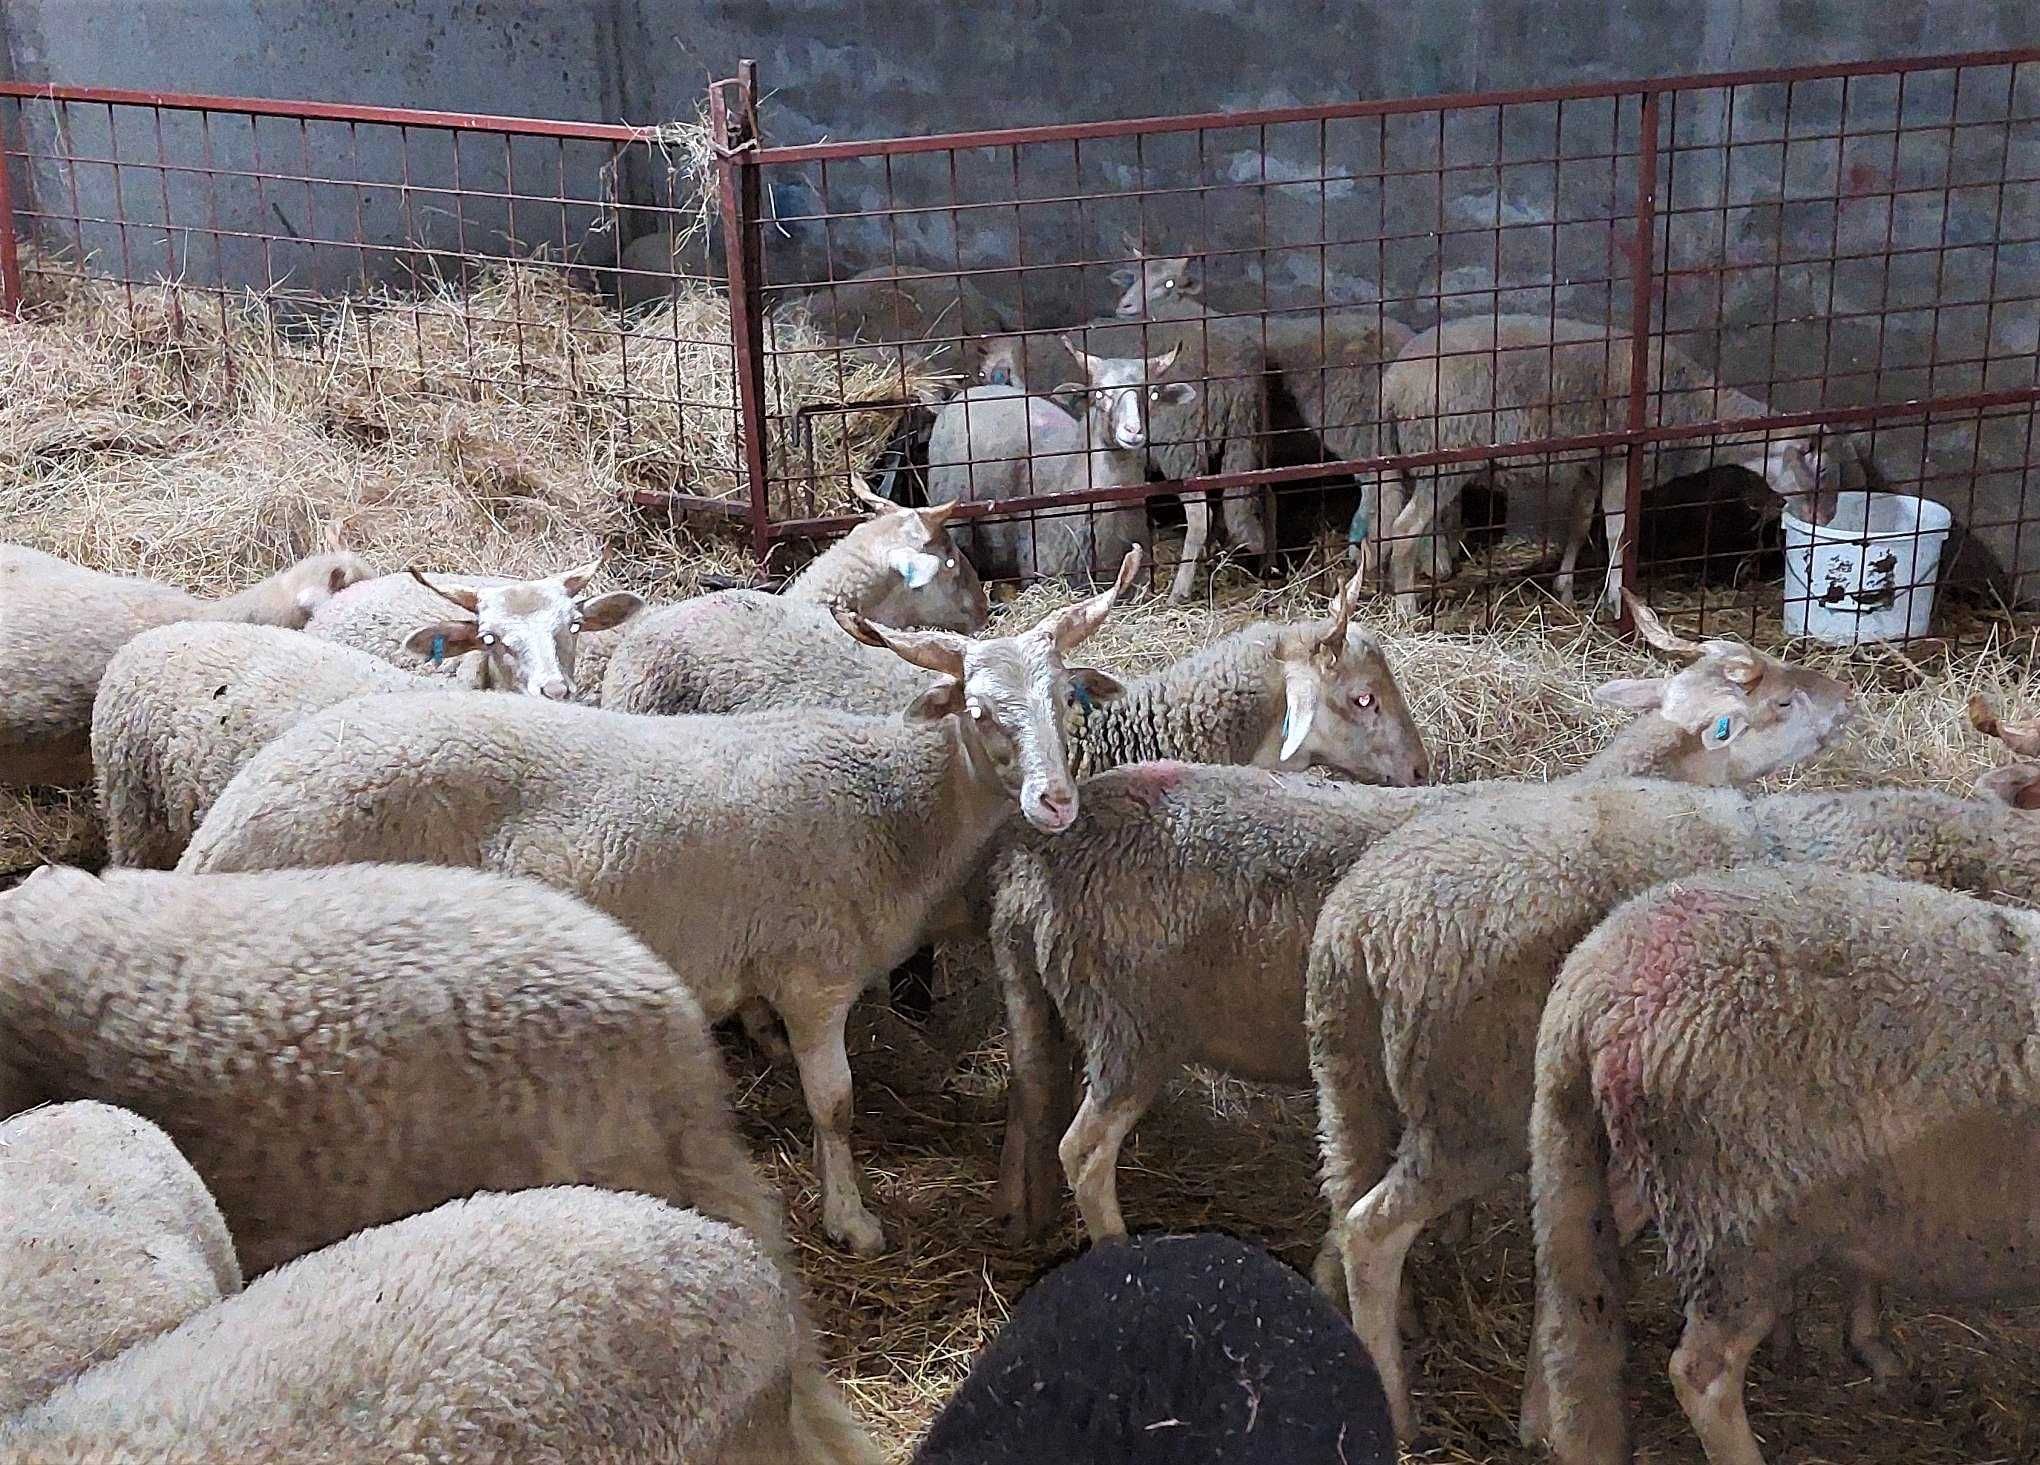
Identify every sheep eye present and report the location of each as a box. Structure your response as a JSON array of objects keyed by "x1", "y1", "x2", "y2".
[
  {"x1": 1162, "y1": 278, "x2": 1175, "y2": 289},
  {"x1": 944, "y1": 558, "x2": 956, "y2": 570},
  {"x1": 1353, "y1": 691, "x2": 1374, "y2": 710},
  {"x1": 968, "y1": 702, "x2": 987, "y2": 721},
  {"x1": 480, "y1": 632, "x2": 498, "y2": 648},
  {"x1": 570, "y1": 619, "x2": 584, "y2": 634}
]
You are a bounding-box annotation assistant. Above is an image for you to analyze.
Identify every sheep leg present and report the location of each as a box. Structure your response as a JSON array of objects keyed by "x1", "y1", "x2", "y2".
[
  {"x1": 1552, "y1": 463, "x2": 1601, "y2": 608},
  {"x1": 781, "y1": 996, "x2": 886, "y2": 1257},
  {"x1": 1669, "y1": 1302, "x2": 1777, "y2": 1465},
  {"x1": 737, "y1": 997, "x2": 791, "y2": 1062},
  {"x1": 1845, "y1": 1279, "x2": 1906, "y2": 1389},
  {"x1": 1594, "y1": 459, "x2": 1630, "y2": 618},
  {"x1": 1220, "y1": 484, "x2": 1269, "y2": 563},
  {"x1": 1057, "y1": 1083, "x2": 1159, "y2": 1241},
  {"x1": 1387, "y1": 475, "x2": 1440, "y2": 618},
  {"x1": 995, "y1": 943, "x2": 1080, "y2": 1243},
  {"x1": 1170, "y1": 494, "x2": 1213, "y2": 602}
]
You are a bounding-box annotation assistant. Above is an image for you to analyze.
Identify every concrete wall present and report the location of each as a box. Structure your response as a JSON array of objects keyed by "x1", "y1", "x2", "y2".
[{"x1": 3, "y1": 1, "x2": 2036, "y2": 593}]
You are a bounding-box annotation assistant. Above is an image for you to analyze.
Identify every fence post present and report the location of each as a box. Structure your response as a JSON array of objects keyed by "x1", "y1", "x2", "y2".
[
  {"x1": 711, "y1": 61, "x2": 774, "y2": 572},
  {"x1": 0, "y1": 104, "x2": 23, "y2": 317},
  {"x1": 1618, "y1": 87, "x2": 1661, "y2": 633}
]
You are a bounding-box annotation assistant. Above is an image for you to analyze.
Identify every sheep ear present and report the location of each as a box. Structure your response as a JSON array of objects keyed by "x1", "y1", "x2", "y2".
[
  {"x1": 1066, "y1": 667, "x2": 1128, "y2": 707},
  {"x1": 1107, "y1": 268, "x2": 1136, "y2": 287},
  {"x1": 903, "y1": 677, "x2": 966, "y2": 723},
  {"x1": 403, "y1": 620, "x2": 483, "y2": 664},
  {"x1": 1978, "y1": 763, "x2": 2040, "y2": 810},
  {"x1": 408, "y1": 568, "x2": 481, "y2": 614},
  {"x1": 573, "y1": 590, "x2": 644, "y2": 633},
  {"x1": 886, "y1": 547, "x2": 944, "y2": 590},
  {"x1": 556, "y1": 558, "x2": 604, "y2": 598},
  {"x1": 1280, "y1": 661, "x2": 1320, "y2": 762},
  {"x1": 1590, "y1": 676, "x2": 1668, "y2": 711},
  {"x1": 320, "y1": 520, "x2": 349, "y2": 554}
]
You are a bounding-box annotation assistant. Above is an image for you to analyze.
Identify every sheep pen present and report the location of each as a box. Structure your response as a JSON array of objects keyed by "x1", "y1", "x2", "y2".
[{"x1": 3, "y1": 256, "x2": 2039, "y2": 1464}]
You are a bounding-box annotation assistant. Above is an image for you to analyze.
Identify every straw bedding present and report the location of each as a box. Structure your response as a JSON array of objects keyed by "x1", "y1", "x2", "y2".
[{"x1": 3, "y1": 257, "x2": 2037, "y2": 1463}]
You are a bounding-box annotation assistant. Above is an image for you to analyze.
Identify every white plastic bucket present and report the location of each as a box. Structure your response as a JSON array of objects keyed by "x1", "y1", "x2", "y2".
[{"x1": 1781, "y1": 492, "x2": 1952, "y2": 646}]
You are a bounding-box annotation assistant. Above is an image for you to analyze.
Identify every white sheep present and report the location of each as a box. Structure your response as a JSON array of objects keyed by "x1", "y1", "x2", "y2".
[
  {"x1": 0, "y1": 534, "x2": 371, "y2": 787},
  {"x1": 91, "y1": 624, "x2": 436, "y2": 868},
  {"x1": 1529, "y1": 865, "x2": 2040, "y2": 1465},
  {"x1": 779, "y1": 477, "x2": 990, "y2": 634},
  {"x1": 1307, "y1": 763, "x2": 2040, "y2": 1441},
  {"x1": 927, "y1": 342, "x2": 1190, "y2": 586},
  {"x1": 0, "y1": 1100, "x2": 241, "y2": 1416},
  {"x1": 1377, "y1": 314, "x2": 1847, "y2": 616},
  {"x1": 992, "y1": 610, "x2": 1853, "y2": 1254},
  {"x1": 303, "y1": 557, "x2": 644, "y2": 701},
  {"x1": 3, "y1": 1186, "x2": 878, "y2": 1464},
  {"x1": 179, "y1": 554, "x2": 1144, "y2": 1256}
]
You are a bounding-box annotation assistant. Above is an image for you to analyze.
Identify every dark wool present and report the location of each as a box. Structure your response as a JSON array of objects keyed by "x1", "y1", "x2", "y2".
[{"x1": 915, "y1": 1231, "x2": 1393, "y2": 1465}]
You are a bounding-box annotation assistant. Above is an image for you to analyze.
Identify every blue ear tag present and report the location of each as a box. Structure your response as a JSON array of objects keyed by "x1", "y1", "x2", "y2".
[
  {"x1": 430, "y1": 634, "x2": 447, "y2": 666},
  {"x1": 1713, "y1": 714, "x2": 1733, "y2": 742},
  {"x1": 1072, "y1": 683, "x2": 1095, "y2": 713}
]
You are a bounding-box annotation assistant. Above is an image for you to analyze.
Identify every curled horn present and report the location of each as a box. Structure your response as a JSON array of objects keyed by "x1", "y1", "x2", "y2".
[
  {"x1": 1045, "y1": 546, "x2": 1143, "y2": 653},
  {"x1": 1969, "y1": 695, "x2": 2040, "y2": 757},
  {"x1": 1622, "y1": 591, "x2": 1705, "y2": 661},
  {"x1": 407, "y1": 567, "x2": 481, "y2": 615},
  {"x1": 1317, "y1": 566, "x2": 1365, "y2": 656}
]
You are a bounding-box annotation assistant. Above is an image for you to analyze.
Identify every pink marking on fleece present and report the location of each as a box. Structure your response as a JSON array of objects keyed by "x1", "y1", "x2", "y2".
[{"x1": 1119, "y1": 760, "x2": 1191, "y2": 805}]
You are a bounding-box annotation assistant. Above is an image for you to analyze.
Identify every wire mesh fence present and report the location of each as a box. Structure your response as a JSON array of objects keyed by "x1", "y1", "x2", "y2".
[{"x1": 3, "y1": 50, "x2": 2036, "y2": 647}]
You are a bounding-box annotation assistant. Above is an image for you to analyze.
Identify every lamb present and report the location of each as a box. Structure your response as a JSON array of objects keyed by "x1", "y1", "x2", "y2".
[
  {"x1": 1376, "y1": 314, "x2": 1847, "y2": 616},
  {"x1": 913, "y1": 1231, "x2": 1395, "y2": 1465},
  {"x1": 1, "y1": 1100, "x2": 242, "y2": 1415},
  {"x1": 3, "y1": 1186, "x2": 879, "y2": 1464},
  {"x1": 992, "y1": 605, "x2": 1854, "y2": 1250},
  {"x1": 927, "y1": 342, "x2": 1189, "y2": 585},
  {"x1": 90, "y1": 624, "x2": 447, "y2": 868},
  {"x1": 0, "y1": 533, "x2": 370, "y2": 787},
  {"x1": 179, "y1": 553, "x2": 1144, "y2": 1256},
  {"x1": 1528, "y1": 865, "x2": 2040, "y2": 1465},
  {"x1": 1304, "y1": 743, "x2": 2040, "y2": 1441},
  {"x1": 304, "y1": 557, "x2": 645, "y2": 700}
]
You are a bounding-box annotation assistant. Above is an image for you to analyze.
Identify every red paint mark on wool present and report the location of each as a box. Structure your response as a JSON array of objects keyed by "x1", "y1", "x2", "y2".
[
  {"x1": 1590, "y1": 887, "x2": 1731, "y2": 1221},
  {"x1": 1120, "y1": 760, "x2": 1190, "y2": 804}
]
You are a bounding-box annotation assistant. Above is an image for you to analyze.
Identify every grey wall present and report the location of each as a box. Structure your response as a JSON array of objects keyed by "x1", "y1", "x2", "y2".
[{"x1": 3, "y1": 1, "x2": 2037, "y2": 592}]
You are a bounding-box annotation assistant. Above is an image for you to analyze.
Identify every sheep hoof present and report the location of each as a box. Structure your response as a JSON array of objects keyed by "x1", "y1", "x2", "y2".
[{"x1": 829, "y1": 1206, "x2": 888, "y2": 1258}]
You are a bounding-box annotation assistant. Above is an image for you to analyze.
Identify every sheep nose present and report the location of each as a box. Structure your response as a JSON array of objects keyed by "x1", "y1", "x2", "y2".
[
  {"x1": 1026, "y1": 783, "x2": 1079, "y2": 833},
  {"x1": 540, "y1": 679, "x2": 572, "y2": 701},
  {"x1": 1411, "y1": 751, "x2": 1433, "y2": 785}
]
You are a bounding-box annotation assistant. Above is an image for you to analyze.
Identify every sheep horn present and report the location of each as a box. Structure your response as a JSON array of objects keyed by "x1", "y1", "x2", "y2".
[
  {"x1": 847, "y1": 475, "x2": 897, "y2": 514},
  {"x1": 1622, "y1": 591, "x2": 1705, "y2": 661},
  {"x1": 833, "y1": 607, "x2": 968, "y2": 679},
  {"x1": 408, "y1": 567, "x2": 481, "y2": 615},
  {"x1": 1317, "y1": 566, "x2": 1365, "y2": 656},
  {"x1": 1045, "y1": 546, "x2": 1142, "y2": 653}
]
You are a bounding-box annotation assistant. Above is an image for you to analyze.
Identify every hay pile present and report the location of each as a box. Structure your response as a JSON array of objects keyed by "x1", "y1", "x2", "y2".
[{"x1": 4, "y1": 256, "x2": 2039, "y2": 1460}]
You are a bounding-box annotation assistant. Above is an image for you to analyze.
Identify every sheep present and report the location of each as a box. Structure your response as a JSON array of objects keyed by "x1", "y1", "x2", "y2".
[
  {"x1": 304, "y1": 557, "x2": 645, "y2": 700},
  {"x1": 0, "y1": 533, "x2": 370, "y2": 787},
  {"x1": 1, "y1": 1100, "x2": 241, "y2": 1416},
  {"x1": 1968, "y1": 693, "x2": 2040, "y2": 808},
  {"x1": 179, "y1": 554, "x2": 1144, "y2": 1256},
  {"x1": 913, "y1": 1230, "x2": 1395, "y2": 1465},
  {"x1": 1528, "y1": 865, "x2": 2040, "y2": 1465},
  {"x1": 3, "y1": 1186, "x2": 879, "y2": 1465},
  {"x1": 992, "y1": 604, "x2": 1855, "y2": 1251},
  {"x1": 1303, "y1": 748, "x2": 2040, "y2": 1441},
  {"x1": 1376, "y1": 314, "x2": 1847, "y2": 617},
  {"x1": 927, "y1": 342, "x2": 1189, "y2": 585},
  {"x1": 603, "y1": 566, "x2": 1426, "y2": 786},
  {"x1": 89, "y1": 624, "x2": 451, "y2": 869},
  {"x1": 781, "y1": 476, "x2": 990, "y2": 633}
]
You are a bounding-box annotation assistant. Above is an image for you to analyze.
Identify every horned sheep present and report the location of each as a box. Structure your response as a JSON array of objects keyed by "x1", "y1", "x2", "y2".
[
  {"x1": 1304, "y1": 728, "x2": 2040, "y2": 1440},
  {"x1": 1529, "y1": 865, "x2": 2040, "y2": 1465},
  {"x1": 0, "y1": 1101, "x2": 241, "y2": 1416},
  {"x1": 1376, "y1": 314, "x2": 1849, "y2": 617},
  {"x1": 992, "y1": 601, "x2": 1854, "y2": 1251},
  {"x1": 2, "y1": 1187, "x2": 877, "y2": 1464},
  {"x1": 180, "y1": 555, "x2": 1145, "y2": 1256},
  {"x1": 0, "y1": 535, "x2": 370, "y2": 787}
]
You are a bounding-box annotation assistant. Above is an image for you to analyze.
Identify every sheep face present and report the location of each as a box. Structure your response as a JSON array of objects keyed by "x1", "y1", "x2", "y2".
[
  {"x1": 282, "y1": 553, "x2": 375, "y2": 622},
  {"x1": 1593, "y1": 641, "x2": 1855, "y2": 782},
  {"x1": 1109, "y1": 251, "x2": 1201, "y2": 318},
  {"x1": 403, "y1": 562, "x2": 645, "y2": 701},
  {"x1": 851, "y1": 503, "x2": 990, "y2": 633},
  {"x1": 1967, "y1": 697, "x2": 2040, "y2": 809},
  {"x1": 837, "y1": 548, "x2": 1142, "y2": 832},
  {"x1": 1268, "y1": 623, "x2": 1430, "y2": 786},
  {"x1": 1060, "y1": 340, "x2": 1195, "y2": 454},
  {"x1": 1755, "y1": 433, "x2": 1837, "y2": 526}
]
